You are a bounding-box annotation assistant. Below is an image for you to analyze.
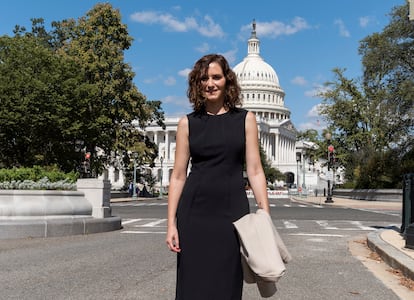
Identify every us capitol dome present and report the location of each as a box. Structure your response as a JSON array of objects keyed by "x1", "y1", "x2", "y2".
[
  {"x1": 234, "y1": 20, "x2": 291, "y2": 123},
  {"x1": 233, "y1": 20, "x2": 297, "y2": 176}
]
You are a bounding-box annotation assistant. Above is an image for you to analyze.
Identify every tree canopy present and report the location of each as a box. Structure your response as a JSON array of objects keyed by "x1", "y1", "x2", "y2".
[
  {"x1": 318, "y1": 2, "x2": 413, "y2": 188},
  {"x1": 0, "y1": 3, "x2": 164, "y2": 176}
]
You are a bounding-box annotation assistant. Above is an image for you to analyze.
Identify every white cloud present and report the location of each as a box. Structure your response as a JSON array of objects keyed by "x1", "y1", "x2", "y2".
[
  {"x1": 143, "y1": 75, "x2": 162, "y2": 84},
  {"x1": 359, "y1": 16, "x2": 376, "y2": 28},
  {"x1": 291, "y1": 76, "x2": 308, "y2": 86},
  {"x1": 307, "y1": 104, "x2": 323, "y2": 118},
  {"x1": 130, "y1": 11, "x2": 224, "y2": 38},
  {"x1": 197, "y1": 15, "x2": 225, "y2": 38},
  {"x1": 334, "y1": 19, "x2": 350, "y2": 38},
  {"x1": 241, "y1": 17, "x2": 311, "y2": 39},
  {"x1": 222, "y1": 49, "x2": 238, "y2": 65},
  {"x1": 195, "y1": 42, "x2": 210, "y2": 53},
  {"x1": 162, "y1": 95, "x2": 191, "y2": 109},
  {"x1": 178, "y1": 68, "x2": 191, "y2": 78},
  {"x1": 296, "y1": 104, "x2": 326, "y2": 131},
  {"x1": 304, "y1": 84, "x2": 329, "y2": 98},
  {"x1": 297, "y1": 119, "x2": 326, "y2": 131},
  {"x1": 164, "y1": 76, "x2": 176, "y2": 86},
  {"x1": 359, "y1": 16, "x2": 370, "y2": 28}
]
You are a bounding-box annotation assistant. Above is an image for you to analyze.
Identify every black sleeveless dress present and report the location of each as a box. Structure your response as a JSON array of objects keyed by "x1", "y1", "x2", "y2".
[{"x1": 175, "y1": 108, "x2": 250, "y2": 300}]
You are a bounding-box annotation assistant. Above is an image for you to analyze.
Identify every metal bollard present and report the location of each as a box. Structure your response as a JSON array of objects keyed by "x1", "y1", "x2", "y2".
[{"x1": 402, "y1": 173, "x2": 414, "y2": 249}]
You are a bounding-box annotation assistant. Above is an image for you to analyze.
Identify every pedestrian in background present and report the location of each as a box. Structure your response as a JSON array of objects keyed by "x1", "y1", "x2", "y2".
[
  {"x1": 166, "y1": 54, "x2": 270, "y2": 299},
  {"x1": 128, "y1": 181, "x2": 133, "y2": 197}
]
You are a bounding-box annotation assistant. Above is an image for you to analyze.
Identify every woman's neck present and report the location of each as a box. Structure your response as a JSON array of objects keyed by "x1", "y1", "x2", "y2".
[{"x1": 205, "y1": 103, "x2": 227, "y2": 115}]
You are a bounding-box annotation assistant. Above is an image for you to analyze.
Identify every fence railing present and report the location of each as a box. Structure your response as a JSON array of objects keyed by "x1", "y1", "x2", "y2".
[{"x1": 330, "y1": 188, "x2": 401, "y2": 202}]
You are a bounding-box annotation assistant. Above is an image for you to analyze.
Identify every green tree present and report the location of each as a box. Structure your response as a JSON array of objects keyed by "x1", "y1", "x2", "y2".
[
  {"x1": 319, "y1": 2, "x2": 413, "y2": 188},
  {"x1": 259, "y1": 144, "x2": 285, "y2": 184},
  {"x1": 50, "y1": 3, "x2": 164, "y2": 175},
  {"x1": 0, "y1": 4, "x2": 164, "y2": 176},
  {"x1": 296, "y1": 129, "x2": 320, "y2": 165},
  {"x1": 0, "y1": 33, "x2": 83, "y2": 170}
]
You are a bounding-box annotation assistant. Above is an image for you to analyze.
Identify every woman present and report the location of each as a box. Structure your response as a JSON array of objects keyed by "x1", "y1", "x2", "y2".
[{"x1": 166, "y1": 54, "x2": 270, "y2": 299}]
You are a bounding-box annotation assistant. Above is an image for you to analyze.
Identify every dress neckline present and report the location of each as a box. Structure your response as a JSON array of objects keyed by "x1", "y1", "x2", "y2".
[{"x1": 206, "y1": 110, "x2": 229, "y2": 116}]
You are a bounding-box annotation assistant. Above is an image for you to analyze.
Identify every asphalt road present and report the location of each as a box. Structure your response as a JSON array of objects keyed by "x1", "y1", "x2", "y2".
[{"x1": 0, "y1": 198, "x2": 402, "y2": 300}]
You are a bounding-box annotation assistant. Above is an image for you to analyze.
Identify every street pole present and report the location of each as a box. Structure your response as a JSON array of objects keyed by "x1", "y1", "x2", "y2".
[
  {"x1": 132, "y1": 153, "x2": 137, "y2": 199},
  {"x1": 325, "y1": 133, "x2": 334, "y2": 203},
  {"x1": 296, "y1": 152, "x2": 301, "y2": 189},
  {"x1": 159, "y1": 156, "x2": 163, "y2": 199},
  {"x1": 302, "y1": 150, "x2": 306, "y2": 190}
]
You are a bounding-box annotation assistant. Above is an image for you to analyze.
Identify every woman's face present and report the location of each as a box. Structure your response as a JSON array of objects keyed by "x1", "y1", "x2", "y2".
[{"x1": 201, "y1": 62, "x2": 226, "y2": 104}]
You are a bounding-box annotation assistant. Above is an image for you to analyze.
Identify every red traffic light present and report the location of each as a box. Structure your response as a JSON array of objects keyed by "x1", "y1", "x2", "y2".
[
  {"x1": 85, "y1": 152, "x2": 91, "y2": 160},
  {"x1": 328, "y1": 145, "x2": 334, "y2": 153}
]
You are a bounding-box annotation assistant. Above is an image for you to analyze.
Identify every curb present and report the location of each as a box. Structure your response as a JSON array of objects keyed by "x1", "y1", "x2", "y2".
[
  {"x1": 0, "y1": 216, "x2": 122, "y2": 239},
  {"x1": 367, "y1": 229, "x2": 414, "y2": 281}
]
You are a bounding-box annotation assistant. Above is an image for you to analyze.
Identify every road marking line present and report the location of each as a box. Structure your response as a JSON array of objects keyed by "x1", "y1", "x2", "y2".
[
  {"x1": 121, "y1": 219, "x2": 142, "y2": 225},
  {"x1": 283, "y1": 221, "x2": 298, "y2": 229},
  {"x1": 289, "y1": 233, "x2": 346, "y2": 237},
  {"x1": 121, "y1": 231, "x2": 166, "y2": 234},
  {"x1": 139, "y1": 219, "x2": 167, "y2": 227},
  {"x1": 350, "y1": 221, "x2": 375, "y2": 231},
  {"x1": 316, "y1": 220, "x2": 338, "y2": 229}
]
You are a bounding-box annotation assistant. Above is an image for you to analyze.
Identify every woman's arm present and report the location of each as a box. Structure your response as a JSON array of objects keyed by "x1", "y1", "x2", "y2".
[
  {"x1": 165, "y1": 116, "x2": 190, "y2": 252},
  {"x1": 245, "y1": 111, "x2": 270, "y2": 213}
]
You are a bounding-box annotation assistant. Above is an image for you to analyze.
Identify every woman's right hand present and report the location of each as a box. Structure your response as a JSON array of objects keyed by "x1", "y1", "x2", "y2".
[{"x1": 166, "y1": 225, "x2": 181, "y2": 253}]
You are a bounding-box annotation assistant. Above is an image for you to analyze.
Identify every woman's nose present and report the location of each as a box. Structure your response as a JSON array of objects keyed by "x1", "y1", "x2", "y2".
[{"x1": 206, "y1": 78, "x2": 214, "y2": 87}]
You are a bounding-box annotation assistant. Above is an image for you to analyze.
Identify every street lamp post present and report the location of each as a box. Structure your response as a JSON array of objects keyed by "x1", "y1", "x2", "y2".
[
  {"x1": 325, "y1": 133, "x2": 334, "y2": 203},
  {"x1": 132, "y1": 152, "x2": 138, "y2": 199},
  {"x1": 159, "y1": 156, "x2": 163, "y2": 199},
  {"x1": 302, "y1": 150, "x2": 306, "y2": 190},
  {"x1": 296, "y1": 152, "x2": 301, "y2": 189}
]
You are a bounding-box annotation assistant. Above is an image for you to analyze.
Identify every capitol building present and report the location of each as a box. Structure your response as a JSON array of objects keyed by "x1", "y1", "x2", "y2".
[{"x1": 106, "y1": 21, "x2": 329, "y2": 192}]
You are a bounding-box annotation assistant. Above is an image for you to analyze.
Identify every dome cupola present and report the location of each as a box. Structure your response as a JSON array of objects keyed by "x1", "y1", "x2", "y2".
[{"x1": 233, "y1": 20, "x2": 289, "y2": 122}]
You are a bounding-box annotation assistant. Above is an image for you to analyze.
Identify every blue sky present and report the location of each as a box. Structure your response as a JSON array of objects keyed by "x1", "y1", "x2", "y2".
[{"x1": 0, "y1": 0, "x2": 405, "y2": 131}]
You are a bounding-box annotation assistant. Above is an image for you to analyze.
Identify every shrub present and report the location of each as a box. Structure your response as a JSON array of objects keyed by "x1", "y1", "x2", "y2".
[{"x1": 0, "y1": 166, "x2": 79, "y2": 190}]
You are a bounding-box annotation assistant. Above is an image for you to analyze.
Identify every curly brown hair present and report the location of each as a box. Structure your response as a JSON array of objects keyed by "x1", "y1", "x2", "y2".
[{"x1": 187, "y1": 54, "x2": 241, "y2": 112}]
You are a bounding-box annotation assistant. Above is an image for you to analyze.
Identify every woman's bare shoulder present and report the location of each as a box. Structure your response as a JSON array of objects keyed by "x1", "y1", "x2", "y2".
[
  {"x1": 177, "y1": 115, "x2": 189, "y2": 127},
  {"x1": 245, "y1": 111, "x2": 257, "y2": 126}
]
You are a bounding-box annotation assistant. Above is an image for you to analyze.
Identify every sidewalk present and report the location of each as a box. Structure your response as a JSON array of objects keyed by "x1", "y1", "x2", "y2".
[{"x1": 290, "y1": 195, "x2": 414, "y2": 281}]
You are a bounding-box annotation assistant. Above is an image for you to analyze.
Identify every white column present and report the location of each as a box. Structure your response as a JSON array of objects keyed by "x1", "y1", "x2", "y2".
[
  {"x1": 154, "y1": 131, "x2": 158, "y2": 145},
  {"x1": 165, "y1": 130, "x2": 169, "y2": 160},
  {"x1": 266, "y1": 135, "x2": 269, "y2": 158},
  {"x1": 275, "y1": 134, "x2": 279, "y2": 164}
]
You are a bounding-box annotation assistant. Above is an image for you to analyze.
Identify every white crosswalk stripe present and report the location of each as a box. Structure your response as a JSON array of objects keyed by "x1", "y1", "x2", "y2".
[
  {"x1": 316, "y1": 220, "x2": 338, "y2": 230},
  {"x1": 121, "y1": 218, "x2": 142, "y2": 225},
  {"x1": 282, "y1": 221, "x2": 298, "y2": 229},
  {"x1": 120, "y1": 218, "x2": 382, "y2": 234},
  {"x1": 137, "y1": 219, "x2": 167, "y2": 227},
  {"x1": 112, "y1": 202, "x2": 167, "y2": 207},
  {"x1": 113, "y1": 202, "x2": 325, "y2": 208}
]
